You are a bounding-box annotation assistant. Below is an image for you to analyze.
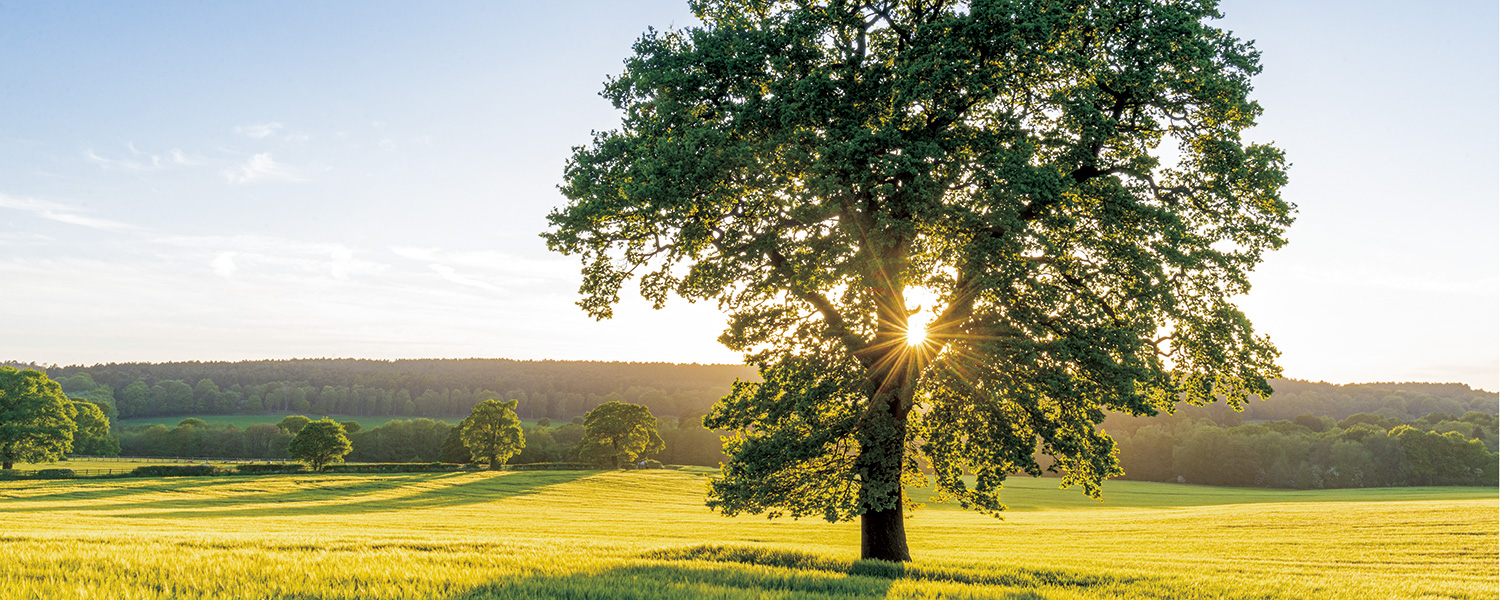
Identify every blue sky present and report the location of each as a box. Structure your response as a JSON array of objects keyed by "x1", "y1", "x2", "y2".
[{"x1": 0, "y1": 0, "x2": 1495, "y2": 391}]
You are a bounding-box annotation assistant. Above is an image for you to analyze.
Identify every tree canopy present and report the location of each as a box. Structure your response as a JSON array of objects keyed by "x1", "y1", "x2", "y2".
[
  {"x1": 69, "y1": 400, "x2": 118, "y2": 457},
  {"x1": 579, "y1": 401, "x2": 665, "y2": 468},
  {"x1": 0, "y1": 367, "x2": 78, "y2": 469},
  {"x1": 547, "y1": 0, "x2": 1292, "y2": 561},
  {"x1": 288, "y1": 419, "x2": 353, "y2": 471},
  {"x1": 461, "y1": 399, "x2": 526, "y2": 469}
]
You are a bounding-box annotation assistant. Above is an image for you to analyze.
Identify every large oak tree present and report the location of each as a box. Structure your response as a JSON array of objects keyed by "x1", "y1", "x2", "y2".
[
  {"x1": 546, "y1": 0, "x2": 1292, "y2": 561},
  {"x1": 0, "y1": 367, "x2": 77, "y2": 470}
]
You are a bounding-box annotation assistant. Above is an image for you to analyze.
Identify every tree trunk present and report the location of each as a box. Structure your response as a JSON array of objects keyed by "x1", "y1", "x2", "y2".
[
  {"x1": 861, "y1": 498, "x2": 911, "y2": 562},
  {"x1": 489, "y1": 455, "x2": 500, "y2": 470},
  {"x1": 1, "y1": 461, "x2": 11, "y2": 470},
  {"x1": 856, "y1": 385, "x2": 915, "y2": 562}
]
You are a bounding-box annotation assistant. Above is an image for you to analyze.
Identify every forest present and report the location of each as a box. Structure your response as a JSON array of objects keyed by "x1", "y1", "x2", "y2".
[{"x1": 7, "y1": 358, "x2": 1497, "y2": 486}]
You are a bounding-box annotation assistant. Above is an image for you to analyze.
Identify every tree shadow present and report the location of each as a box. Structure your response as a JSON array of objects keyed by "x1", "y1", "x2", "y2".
[
  {"x1": 645, "y1": 544, "x2": 1141, "y2": 590},
  {"x1": 0, "y1": 477, "x2": 243, "y2": 511},
  {"x1": 122, "y1": 470, "x2": 593, "y2": 519},
  {"x1": 0, "y1": 471, "x2": 592, "y2": 518},
  {"x1": 445, "y1": 547, "x2": 1098, "y2": 600}
]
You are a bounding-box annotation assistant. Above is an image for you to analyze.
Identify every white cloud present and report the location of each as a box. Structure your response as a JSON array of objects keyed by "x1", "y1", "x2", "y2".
[
  {"x1": 330, "y1": 246, "x2": 354, "y2": 280},
  {"x1": 210, "y1": 252, "x2": 237, "y2": 278},
  {"x1": 223, "y1": 153, "x2": 304, "y2": 184},
  {"x1": 0, "y1": 193, "x2": 137, "y2": 231},
  {"x1": 235, "y1": 122, "x2": 283, "y2": 139}
]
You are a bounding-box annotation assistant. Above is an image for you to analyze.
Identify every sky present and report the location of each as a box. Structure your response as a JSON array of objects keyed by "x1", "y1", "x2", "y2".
[{"x1": 0, "y1": 1, "x2": 1494, "y2": 391}]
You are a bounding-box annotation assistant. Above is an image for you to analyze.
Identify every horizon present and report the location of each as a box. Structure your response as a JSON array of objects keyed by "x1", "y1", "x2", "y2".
[{"x1": 15, "y1": 355, "x2": 1495, "y2": 395}]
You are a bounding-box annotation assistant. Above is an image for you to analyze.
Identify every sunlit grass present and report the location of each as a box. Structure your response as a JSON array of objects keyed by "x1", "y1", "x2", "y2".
[{"x1": 0, "y1": 471, "x2": 1492, "y2": 599}]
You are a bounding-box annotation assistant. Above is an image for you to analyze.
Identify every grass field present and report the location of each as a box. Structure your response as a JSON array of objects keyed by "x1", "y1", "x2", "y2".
[{"x1": 0, "y1": 471, "x2": 1492, "y2": 599}]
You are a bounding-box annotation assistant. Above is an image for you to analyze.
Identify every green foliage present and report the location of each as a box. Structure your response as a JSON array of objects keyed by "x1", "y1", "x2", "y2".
[
  {"x1": 319, "y1": 462, "x2": 459, "y2": 473},
  {"x1": 438, "y1": 421, "x2": 471, "y2": 463},
  {"x1": 48, "y1": 358, "x2": 750, "y2": 421},
  {"x1": 277, "y1": 415, "x2": 312, "y2": 434},
  {"x1": 547, "y1": 0, "x2": 1292, "y2": 559},
  {"x1": 235, "y1": 463, "x2": 305, "y2": 474},
  {"x1": 130, "y1": 465, "x2": 224, "y2": 477},
  {"x1": 0, "y1": 367, "x2": 77, "y2": 469},
  {"x1": 68, "y1": 400, "x2": 118, "y2": 456},
  {"x1": 461, "y1": 399, "x2": 526, "y2": 469},
  {"x1": 514, "y1": 427, "x2": 563, "y2": 464},
  {"x1": 287, "y1": 419, "x2": 353, "y2": 471},
  {"x1": 1111, "y1": 415, "x2": 1498, "y2": 488},
  {"x1": 579, "y1": 402, "x2": 665, "y2": 468},
  {"x1": 33, "y1": 468, "x2": 76, "y2": 479}
]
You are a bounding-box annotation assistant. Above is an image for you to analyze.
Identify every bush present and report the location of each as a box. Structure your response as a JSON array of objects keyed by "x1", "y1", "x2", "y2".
[
  {"x1": 131, "y1": 465, "x2": 223, "y2": 477},
  {"x1": 35, "y1": 468, "x2": 76, "y2": 479},
  {"x1": 235, "y1": 463, "x2": 306, "y2": 475},
  {"x1": 320, "y1": 462, "x2": 461, "y2": 473},
  {"x1": 509, "y1": 462, "x2": 597, "y2": 471}
]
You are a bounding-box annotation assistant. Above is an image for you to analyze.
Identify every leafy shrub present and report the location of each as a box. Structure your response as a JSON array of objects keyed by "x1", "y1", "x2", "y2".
[
  {"x1": 509, "y1": 462, "x2": 596, "y2": 471},
  {"x1": 131, "y1": 465, "x2": 223, "y2": 477},
  {"x1": 320, "y1": 462, "x2": 460, "y2": 473},
  {"x1": 235, "y1": 463, "x2": 306, "y2": 474},
  {"x1": 34, "y1": 468, "x2": 76, "y2": 479}
]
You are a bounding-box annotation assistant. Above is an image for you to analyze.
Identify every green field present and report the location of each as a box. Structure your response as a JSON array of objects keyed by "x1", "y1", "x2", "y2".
[{"x1": 0, "y1": 471, "x2": 1492, "y2": 599}]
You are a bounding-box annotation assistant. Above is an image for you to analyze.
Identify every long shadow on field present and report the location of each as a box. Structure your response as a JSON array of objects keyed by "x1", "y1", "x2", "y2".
[
  {"x1": 120, "y1": 471, "x2": 592, "y2": 519},
  {"x1": 453, "y1": 546, "x2": 1113, "y2": 599},
  {"x1": 648, "y1": 545, "x2": 1141, "y2": 589},
  {"x1": 0, "y1": 478, "x2": 242, "y2": 510}
]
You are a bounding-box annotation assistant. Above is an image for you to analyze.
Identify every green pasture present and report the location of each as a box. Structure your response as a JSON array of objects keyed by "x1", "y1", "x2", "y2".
[{"x1": 0, "y1": 471, "x2": 1492, "y2": 599}]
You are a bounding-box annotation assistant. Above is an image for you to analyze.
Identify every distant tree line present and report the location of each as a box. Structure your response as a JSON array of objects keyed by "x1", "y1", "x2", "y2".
[
  {"x1": 39, "y1": 359, "x2": 751, "y2": 418},
  {"x1": 1106, "y1": 410, "x2": 1498, "y2": 488},
  {"x1": 10, "y1": 359, "x2": 1495, "y2": 487},
  {"x1": 115, "y1": 411, "x2": 729, "y2": 467},
  {"x1": 37, "y1": 366, "x2": 736, "y2": 423}
]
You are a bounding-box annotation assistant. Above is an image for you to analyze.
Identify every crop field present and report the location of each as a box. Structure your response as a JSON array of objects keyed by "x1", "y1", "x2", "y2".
[{"x1": 0, "y1": 471, "x2": 1492, "y2": 600}]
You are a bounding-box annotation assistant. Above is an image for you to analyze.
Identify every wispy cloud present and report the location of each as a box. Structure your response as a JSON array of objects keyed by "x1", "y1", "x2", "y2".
[
  {"x1": 389, "y1": 246, "x2": 574, "y2": 283},
  {"x1": 0, "y1": 194, "x2": 137, "y2": 231},
  {"x1": 235, "y1": 122, "x2": 283, "y2": 139},
  {"x1": 85, "y1": 147, "x2": 200, "y2": 171},
  {"x1": 223, "y1": 153, "x2": 304, "y2": 184},
  {"x1": 1284, "y1": 264, "x2": 1498, "y2": 296}
]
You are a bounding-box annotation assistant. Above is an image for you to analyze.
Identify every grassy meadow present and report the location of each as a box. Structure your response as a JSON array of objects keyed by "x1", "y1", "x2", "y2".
[{"x1": 0, "y1": 470, "x2": 1493, "y2": 600}]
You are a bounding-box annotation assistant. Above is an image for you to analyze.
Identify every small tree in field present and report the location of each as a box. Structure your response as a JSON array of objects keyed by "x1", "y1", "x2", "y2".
[
  {"x1": 461, "y1": 399, "x2": 525, "y2": 469},
  {"x1": 288, "y1": 419, "x2": 352, "y2": 471},
  {"x1": 579, "y1": 401, "x2": 664, "y2": 469},
  {"x1": 0, "y1": 367, "x2": 76, "y2": 469}
]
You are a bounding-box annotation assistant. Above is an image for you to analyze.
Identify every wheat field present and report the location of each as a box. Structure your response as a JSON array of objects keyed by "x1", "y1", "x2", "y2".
[{"x1": 0, "y1": 470, "x2": 1492, "y2": 599}]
